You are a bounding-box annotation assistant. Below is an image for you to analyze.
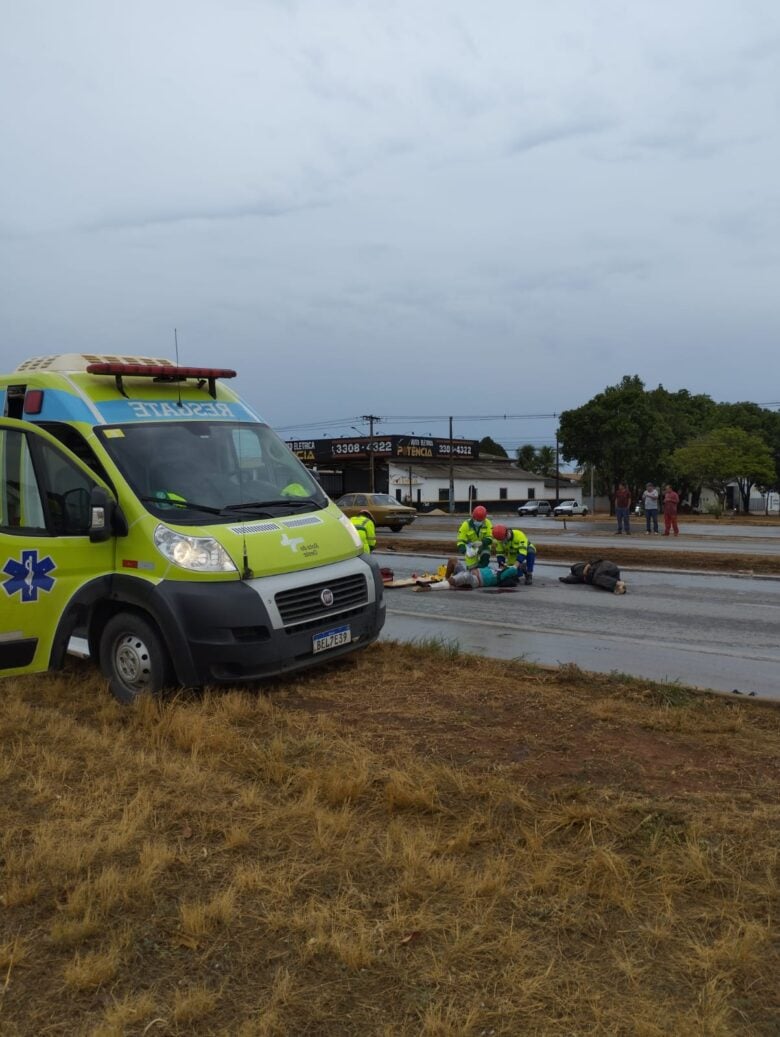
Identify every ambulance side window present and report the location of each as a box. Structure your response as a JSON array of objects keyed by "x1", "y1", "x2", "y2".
[
  {"x1": 0, "y1": 429, "x2": 46, "y2": 533},
  {"x1": 39, "y1": 422, "x2": 111, "y2": 485},
  {"x1": 32, "y1": 439, "x2": 96, "y2": 536}
]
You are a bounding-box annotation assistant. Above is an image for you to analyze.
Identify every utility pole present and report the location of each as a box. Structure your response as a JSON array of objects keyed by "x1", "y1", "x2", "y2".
[
  {"x1": 555, "y1": 430, "x2": 560, "y2": 504},
  {"x1": 362, "y1": 414, "x2": 380, "y2": 493},
  {"x1": 448, "y1": 415, "x2": 455, "y2": 513}
]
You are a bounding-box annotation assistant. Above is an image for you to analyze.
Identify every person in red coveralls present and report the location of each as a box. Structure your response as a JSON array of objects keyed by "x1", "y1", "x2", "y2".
[{"x1": 663, "y1": 484, "x2": 680, "y2": 536}]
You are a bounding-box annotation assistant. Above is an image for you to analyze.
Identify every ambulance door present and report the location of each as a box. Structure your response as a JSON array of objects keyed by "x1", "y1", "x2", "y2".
[{"x1": 0, "y1": 419, "x2": 116, "y2": 677}]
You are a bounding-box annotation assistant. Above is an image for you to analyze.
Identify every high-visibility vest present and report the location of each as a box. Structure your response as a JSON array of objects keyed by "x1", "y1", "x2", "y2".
[
  {"x1": 456, "y1": 517, "x2": 493, "y2": 568},
  {"x1": 350, "y1": 515, "x2": 376, "y2": 552},
  {"x1": 281, "y1": 482, "x2": 308, "y2": 497},
  {"x1": 499, "y1": 529, "x2": 532, "y2": 565}
]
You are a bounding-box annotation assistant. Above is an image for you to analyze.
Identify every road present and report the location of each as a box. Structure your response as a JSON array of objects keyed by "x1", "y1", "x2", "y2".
[
  {"x1": 377, "y1": 549, "x2": 780, "y2": 701},
  {"x1": 64, "y1": 513, "x2": 780, "y2": 700},
  {"x1": 391, "y1": 515, "x2": 780, "y2": 557}
]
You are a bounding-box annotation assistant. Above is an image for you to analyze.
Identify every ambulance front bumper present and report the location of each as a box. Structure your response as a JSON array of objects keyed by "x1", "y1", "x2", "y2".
[{"x1": 149, "y1": 556, "x2": 386, "y2": 686}]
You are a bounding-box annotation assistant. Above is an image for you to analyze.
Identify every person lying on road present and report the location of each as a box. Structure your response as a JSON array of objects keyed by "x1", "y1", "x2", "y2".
[
  {"x1": 559, "y1": 560, "x2": 626, "y2": 594},
  {"x1": 415, "y1": 563, "x2": 520, "y2": 591}
]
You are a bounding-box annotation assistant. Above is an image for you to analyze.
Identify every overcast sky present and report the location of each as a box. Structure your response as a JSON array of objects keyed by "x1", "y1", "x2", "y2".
[{"x1": 2, "y1": 1, "x2": 779, "y2": 452}]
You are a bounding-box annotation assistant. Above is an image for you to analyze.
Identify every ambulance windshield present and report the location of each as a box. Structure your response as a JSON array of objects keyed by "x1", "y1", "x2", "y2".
[{"x1": 96, "y1": 421, "x2": 327, "y2": 522}]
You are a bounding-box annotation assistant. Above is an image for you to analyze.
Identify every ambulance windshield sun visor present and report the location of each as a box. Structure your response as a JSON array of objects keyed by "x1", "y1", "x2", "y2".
[{"x1": 96, "y1": 421, "x2": 327, "y2": 524}]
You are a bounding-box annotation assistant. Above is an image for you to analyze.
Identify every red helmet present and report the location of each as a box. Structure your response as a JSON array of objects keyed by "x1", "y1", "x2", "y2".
[
  {"x1": 492, "y1": 523, "x2": 508, "y2": 541},
  {"x1": 472, "y1": 505, "x2": 487, "y2": 522}
]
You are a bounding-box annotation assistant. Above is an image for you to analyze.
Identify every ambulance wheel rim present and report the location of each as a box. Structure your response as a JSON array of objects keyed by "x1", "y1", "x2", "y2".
[
  {"x1": 100, "y1": 613, "x2": 171, "y2": 705},
  {"x1": 114, "y1": 634, "x2": 152, "y2": 690}
]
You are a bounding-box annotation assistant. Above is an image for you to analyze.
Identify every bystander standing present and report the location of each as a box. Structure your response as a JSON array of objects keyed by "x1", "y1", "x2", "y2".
[
  {"x1": 642, "y1": 482, "x2": 660, "y2": 534},
  {"x1": 663, "y1": 485, "x2": 680, "y2": 536},
  {"x1": 615, "y1": 483, "x2": 631, "y2": 535}
]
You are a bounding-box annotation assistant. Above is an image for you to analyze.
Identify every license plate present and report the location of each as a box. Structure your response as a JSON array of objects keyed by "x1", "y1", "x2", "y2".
[{"x1": 312, "y1": 625, "x2": 352, "y2": 654}]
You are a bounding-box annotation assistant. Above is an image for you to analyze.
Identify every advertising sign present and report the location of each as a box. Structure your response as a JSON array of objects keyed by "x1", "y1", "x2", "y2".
[{"x1": 287, "y1": 436, "x2": 477, "y2": 464}]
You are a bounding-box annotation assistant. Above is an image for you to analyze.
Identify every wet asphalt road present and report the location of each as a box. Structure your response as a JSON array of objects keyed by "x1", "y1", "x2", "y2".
[
  {"x1": 391, "y1": 515, "x2": 780, "y2": 557},
  {"x1": 376, "y1": 547, "x2": 780, "y2": 701}
]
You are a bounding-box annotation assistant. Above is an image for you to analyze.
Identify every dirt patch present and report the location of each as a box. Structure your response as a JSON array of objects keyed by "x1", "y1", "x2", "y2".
[{"x1": 283, "y1": 646, "x2": 780, "y2": 799}]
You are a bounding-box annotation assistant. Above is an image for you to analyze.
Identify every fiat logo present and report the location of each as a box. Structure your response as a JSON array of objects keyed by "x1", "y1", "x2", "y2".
[{"x1": 320, "y1": 588, "x2": 334, "y2": 607}]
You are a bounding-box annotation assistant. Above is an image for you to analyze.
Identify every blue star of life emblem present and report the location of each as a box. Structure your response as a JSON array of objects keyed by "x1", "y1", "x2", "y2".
[{"x1": 3, "y1": 549, "x2": 56, "y2": 603}]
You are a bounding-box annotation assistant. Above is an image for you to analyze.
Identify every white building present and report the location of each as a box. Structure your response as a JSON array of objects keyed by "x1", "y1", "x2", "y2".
[
  {"x1": 698, "y1": 484, "x2": 780, "y2": 514},
  {"x1": 387, "y1": 462, "x2": 579, "y2": 511}
]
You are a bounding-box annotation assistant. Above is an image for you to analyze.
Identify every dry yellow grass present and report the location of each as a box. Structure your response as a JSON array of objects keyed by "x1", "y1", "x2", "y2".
[{"x1": 0, "y1": 645, "x2": 778, "y2": 1035}]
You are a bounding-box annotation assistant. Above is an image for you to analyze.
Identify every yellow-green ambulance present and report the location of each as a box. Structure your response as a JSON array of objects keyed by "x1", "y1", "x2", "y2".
[{"x1": 0, "y1": 354, "x2": 385, "y2": 702}]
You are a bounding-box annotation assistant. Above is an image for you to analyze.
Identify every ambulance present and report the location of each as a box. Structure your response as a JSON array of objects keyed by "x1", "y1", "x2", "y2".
[{"x1": 0, "y1": 354, "x2": 385, "y2": 702}]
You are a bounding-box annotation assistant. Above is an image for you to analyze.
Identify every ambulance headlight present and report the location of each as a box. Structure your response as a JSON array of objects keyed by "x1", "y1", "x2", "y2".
[
  {"x1": 154, "y1": 525, "x2": 237, "y2": 573},
  {"x1": 338, "y1": 510, "x2": 364, "y2": 549}
]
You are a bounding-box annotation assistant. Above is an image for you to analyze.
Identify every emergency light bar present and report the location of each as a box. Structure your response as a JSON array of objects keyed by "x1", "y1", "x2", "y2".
[{"x1": 85, "y1": 362, "x2": 237, "y2": 400}]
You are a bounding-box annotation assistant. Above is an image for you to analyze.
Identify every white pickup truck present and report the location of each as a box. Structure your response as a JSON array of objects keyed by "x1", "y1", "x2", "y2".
[{"x1": 553, "y1": 500, "x2": 589, "y2": 517}]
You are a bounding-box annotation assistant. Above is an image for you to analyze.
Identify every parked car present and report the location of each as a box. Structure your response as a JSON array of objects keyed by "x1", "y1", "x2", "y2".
[
  {"x1": 553, "y1": 500, "x2": 589, "y2": 517},
  {"x1": 517, "y1": 500, "x2": 552, "y2": 517},
  {"x1": 335, "y1": 493, "x2": 416, "y2": 532}
]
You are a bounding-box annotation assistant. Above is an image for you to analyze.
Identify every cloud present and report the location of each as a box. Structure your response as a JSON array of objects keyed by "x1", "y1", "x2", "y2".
[
  {"x1": 2, "y1": 0, "x2": 780, "y2": 415},
  {"x1": 84, "y1": 195, "x2": 327, "y2": 233},
  {"x1": 506, "y1": 114, "x2": 614, "y2": 156}
]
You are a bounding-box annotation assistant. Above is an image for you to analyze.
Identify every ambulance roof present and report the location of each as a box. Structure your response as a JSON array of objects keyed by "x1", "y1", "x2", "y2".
[{"x1": 15, "y1": 354, "x2": 174, "y2": 374}]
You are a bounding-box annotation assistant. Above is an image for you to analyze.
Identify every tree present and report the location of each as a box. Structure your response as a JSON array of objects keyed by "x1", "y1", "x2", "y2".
[
  {"x1": 478, "y1": 436, "x2": 508, "y2": 459},
  {"x1": 577, "y1": 462, "x2": 611, "y2": 500},
  {"x1": 708, "y1": 402, "x2": 780, "y2": 491},
  {"x1": 515, "y1": 443, "x2": 556, "y2": 476},
  {"x1": 558, "y1": 375, "x2": 679, "y2": 501},
  {"x1": 515, "y1": 444, "x2": 538, "y2": 470},
  {"x1": 671, "y1": 427, "x2": 776, "y2": 512},
  {"x1": 535, "y1": 445, "x2": 557, "y2": 477}
]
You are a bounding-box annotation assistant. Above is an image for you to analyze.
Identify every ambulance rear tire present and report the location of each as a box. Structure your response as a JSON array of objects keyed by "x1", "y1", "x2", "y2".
[{"x1": 100, "y1": 613, "x2": 172, "y2": 705}]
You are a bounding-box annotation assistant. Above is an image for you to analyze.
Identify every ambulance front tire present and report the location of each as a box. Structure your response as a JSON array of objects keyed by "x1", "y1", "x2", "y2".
[{"x1": 99, "y1": 613, "x2": 173, "y2": 705}]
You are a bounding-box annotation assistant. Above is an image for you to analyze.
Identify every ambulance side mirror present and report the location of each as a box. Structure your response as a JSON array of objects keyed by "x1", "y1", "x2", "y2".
[{"x1": 89, "y1": 486, "x2": 127, "y2": 542}]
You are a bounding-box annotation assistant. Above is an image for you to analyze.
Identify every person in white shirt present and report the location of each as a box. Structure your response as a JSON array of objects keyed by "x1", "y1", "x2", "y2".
[{"x1": 642, "y1": 482, "x2": 659, "y2": 534}]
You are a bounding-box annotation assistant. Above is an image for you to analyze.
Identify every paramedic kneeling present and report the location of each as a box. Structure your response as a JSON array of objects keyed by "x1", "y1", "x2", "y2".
[{"x1": 491, "y1": 524, "x2": 536, "y2": 585}]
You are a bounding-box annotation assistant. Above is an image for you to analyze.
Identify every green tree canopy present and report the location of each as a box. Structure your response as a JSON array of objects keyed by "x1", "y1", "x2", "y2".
[
  {"x1": 558, "y1": 376, "x2": 780, "y2": 506},
  {"x1": 577, "y1": 462, "x2": 611, "y2": 500},
  {"x1": 558, "y1": 375, "x2": 678, "y2": 497},
  {"x1": 515, "y1": 443, "x2": 556, "y2": 476},
  {"x1": 478, "y1": 436, "x2": 508, "y2": 459},
  {"x1": 535, "y1": 445, "x2": 557, "y2": 477},
  {"x1": 708, "y1": 402, "x2": 780, "y2": 489},
  {"x1": 671, "y1": 427, "x2": 775, "y2": 511},
  {"x1": 515, "y1": 444, "x2": 538, "y2": 470}
]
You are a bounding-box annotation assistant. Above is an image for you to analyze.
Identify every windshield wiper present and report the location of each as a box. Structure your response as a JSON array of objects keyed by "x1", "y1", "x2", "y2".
[
  {"x1": 222, "y1": 497, "x2": 323, "y2": 513},
  {"x1": 140, "y1": 495, "x2": 224, "y2": 516}
]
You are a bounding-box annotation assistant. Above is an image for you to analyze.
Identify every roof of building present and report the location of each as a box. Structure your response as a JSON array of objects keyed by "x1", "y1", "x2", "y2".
[{"x1": 388, "y1": 461, "x2": 542, "y2": 481}]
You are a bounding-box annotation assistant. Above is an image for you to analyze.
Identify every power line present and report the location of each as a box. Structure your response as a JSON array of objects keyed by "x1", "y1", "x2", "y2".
[
  {"x1": 381, "y1": 413, "x2": 559, "y2": 422},
  {"x1": 274, "y1": 416, "x2": 362, "y2": 433},
  {"x1": 277, "y1": 412, "x2": 560, "y2": 434}
]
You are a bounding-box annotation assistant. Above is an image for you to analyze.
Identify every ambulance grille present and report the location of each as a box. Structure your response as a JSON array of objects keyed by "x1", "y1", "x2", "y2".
[
  {"x1": 275, "y1": 573, "x2": 368, "y2": 626},
  {"x1": 227, "y1": 515, "x2": 324, "y2": 536},
  {"x1": 282, "y1": 515, "x2": 324, "y2": 529},
  {"x1": 229, "y1": 522, "x2": 281, "y2": 535}
]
